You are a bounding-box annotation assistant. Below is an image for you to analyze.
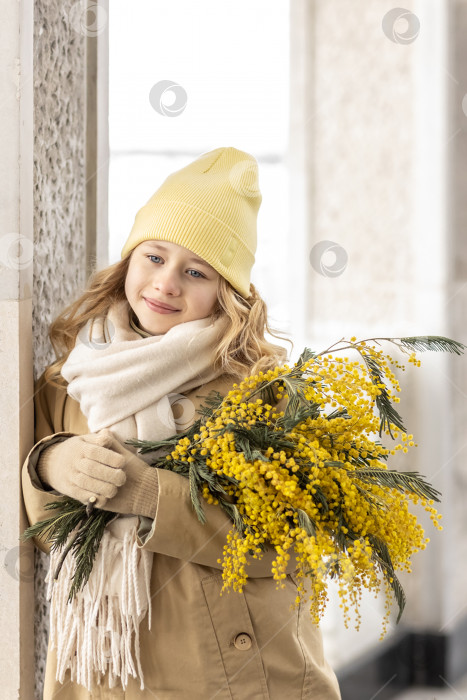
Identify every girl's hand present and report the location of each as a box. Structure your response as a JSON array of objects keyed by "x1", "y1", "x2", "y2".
[
  {"x1": 36, "y1": 430, "x2": 127, "y2": 508},
  {"x1": 98, "y1": 433, "x2": 159, "y2": 519}
]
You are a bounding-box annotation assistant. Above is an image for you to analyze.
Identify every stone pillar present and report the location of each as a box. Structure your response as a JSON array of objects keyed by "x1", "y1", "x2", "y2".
[
  {"x1": 0, "y1": 1, "x2": 35, "y2": 697},
  {"x1": 444, "y1": 0, "x2": 467, "y2": 680},
  {"x1": 289, "y1": 1, "x2": 466, "y2": 684},
  {"x1": 0, "y1": 1, "x2": 109, "y2": 697}
]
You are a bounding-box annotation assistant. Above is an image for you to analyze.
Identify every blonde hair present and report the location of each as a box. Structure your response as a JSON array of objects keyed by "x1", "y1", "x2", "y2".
[{"x1": 43, "y1": 254, "x2": 293, "y2": 388}]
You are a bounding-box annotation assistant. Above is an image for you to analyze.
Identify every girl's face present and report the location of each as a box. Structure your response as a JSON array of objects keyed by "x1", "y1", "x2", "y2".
[{"x1": 124, "y1": 240, "x2": 220, "y2": 335}]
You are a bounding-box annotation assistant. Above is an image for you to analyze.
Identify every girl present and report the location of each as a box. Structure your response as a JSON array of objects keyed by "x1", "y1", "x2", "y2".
[{"x1": 21, "y1": 146, "x2": 342, "y2": 699}]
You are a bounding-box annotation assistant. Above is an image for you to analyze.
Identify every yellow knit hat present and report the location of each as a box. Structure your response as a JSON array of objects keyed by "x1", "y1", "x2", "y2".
[{"x1": 121, "y1": 146, "x2": 262, "y2": 299}]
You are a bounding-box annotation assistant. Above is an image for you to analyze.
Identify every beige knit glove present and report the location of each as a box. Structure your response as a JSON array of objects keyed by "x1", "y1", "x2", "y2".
[
  {"x1": 98, "y1": 431, "x2": 159, "y2": 519},
  {"x1": 36, "y1": 429, "x2": 158, "y2": 518}
]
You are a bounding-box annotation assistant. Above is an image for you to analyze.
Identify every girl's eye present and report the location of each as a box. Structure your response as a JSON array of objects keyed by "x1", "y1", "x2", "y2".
[{"x1": 146, "y1": 255, "x2": 205, "y2": 279}]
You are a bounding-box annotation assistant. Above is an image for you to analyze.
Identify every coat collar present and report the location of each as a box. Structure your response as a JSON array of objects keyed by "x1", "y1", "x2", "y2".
[{"x1": 129, "y1": 309, "x2": 153, "y2": 338}]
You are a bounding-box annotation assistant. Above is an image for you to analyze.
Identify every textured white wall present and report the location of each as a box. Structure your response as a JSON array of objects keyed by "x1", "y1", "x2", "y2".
[
  {"x1": 32, "y1": 1, "x2": 87, "y2": 377},
  {"x1": 31, "y1": 2, "x2": 88, "y2": 697}
]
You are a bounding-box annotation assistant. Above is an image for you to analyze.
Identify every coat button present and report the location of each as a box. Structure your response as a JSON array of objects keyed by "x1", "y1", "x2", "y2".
[{"x1": 234, "y1": 633, "x2": 252, "y2": 650}]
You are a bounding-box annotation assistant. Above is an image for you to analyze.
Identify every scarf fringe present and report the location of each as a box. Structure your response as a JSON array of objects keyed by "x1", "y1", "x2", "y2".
[{"x1": 45, "y1": 519, "x2": 153, "y2": 692}]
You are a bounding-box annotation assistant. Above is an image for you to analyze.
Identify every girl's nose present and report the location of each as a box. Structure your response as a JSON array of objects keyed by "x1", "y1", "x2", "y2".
[{"x1": 152, "y1": 265, "x2": 181, "y2": 295}]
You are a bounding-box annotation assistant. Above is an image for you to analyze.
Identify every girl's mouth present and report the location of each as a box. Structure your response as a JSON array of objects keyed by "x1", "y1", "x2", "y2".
[{"x1": 144, "y1": 298, "x2": 180, "y2": 314}]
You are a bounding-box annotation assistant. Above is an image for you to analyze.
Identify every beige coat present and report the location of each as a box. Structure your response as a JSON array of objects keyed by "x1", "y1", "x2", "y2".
[{"x1": 22, "y1": 370, "x2": 342, "y2": 699}]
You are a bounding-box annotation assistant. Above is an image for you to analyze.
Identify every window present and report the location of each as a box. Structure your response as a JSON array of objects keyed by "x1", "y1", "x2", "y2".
[{"x1": 109, "y1": 0, "x2": 290, "y2": 337}]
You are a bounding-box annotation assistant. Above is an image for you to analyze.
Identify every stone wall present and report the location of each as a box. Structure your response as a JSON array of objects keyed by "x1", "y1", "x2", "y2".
[{"x1": 32, "y1": 2, "x2": 87, "y2": 696}]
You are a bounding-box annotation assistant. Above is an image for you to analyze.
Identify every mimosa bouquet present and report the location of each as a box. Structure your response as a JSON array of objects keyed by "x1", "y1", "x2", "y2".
[{"x1": 21, "y1": 335, "x2": 465, "y2": 637}]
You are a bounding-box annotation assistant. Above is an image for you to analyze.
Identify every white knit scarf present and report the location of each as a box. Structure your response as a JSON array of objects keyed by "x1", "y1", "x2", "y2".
[{"x1": 45, "y1": 299, "x2": 228, "y2": 692}]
